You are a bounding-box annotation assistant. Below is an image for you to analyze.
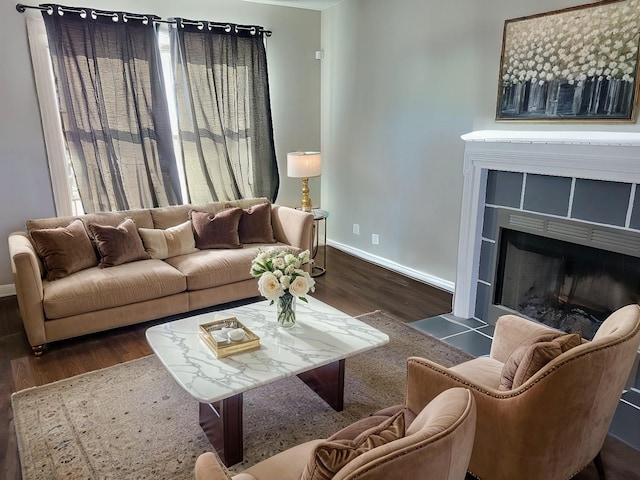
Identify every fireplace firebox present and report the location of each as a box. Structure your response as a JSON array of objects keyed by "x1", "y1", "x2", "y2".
[{"x1": 489, "y1": 209, "x2": 640, "y2": 340}]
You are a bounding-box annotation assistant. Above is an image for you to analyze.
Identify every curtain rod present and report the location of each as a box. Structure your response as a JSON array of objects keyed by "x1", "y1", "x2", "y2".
[{"x1": 15, "y1": 3, "x2": 272, "y2": 36}]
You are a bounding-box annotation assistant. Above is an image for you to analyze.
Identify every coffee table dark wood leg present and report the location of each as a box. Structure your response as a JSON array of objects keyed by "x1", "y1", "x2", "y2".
[
  {"x1": 297, "y1": 359, "x2": 345, "y2": 411},
  {"x1": 199, "y1": 393, "x2": 243, "y2": 466}
]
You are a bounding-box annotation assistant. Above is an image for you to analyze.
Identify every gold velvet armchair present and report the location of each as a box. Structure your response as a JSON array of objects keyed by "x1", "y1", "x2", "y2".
[
  {"x1": 403, "y1": 304, "x2": 640, "y2": 480},
  {"x1": 195, "y1": 386, "x2": 477, "y2": 480}
]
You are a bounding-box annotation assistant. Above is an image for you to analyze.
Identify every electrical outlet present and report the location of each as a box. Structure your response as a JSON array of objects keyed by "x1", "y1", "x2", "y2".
[
  {"x1": 353, "y1": 224, "x2": 360, "y2": 235},
  {"x1": 372, "y1": 234, "x2": 379, "y2": 245}
]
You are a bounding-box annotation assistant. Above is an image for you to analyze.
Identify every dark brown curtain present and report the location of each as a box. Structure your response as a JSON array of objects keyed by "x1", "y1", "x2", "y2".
[
  {"x1": 42, "y1": 4, "x2": 182, "y2": 213},
  {"x1": 171, "y1": 20, "x2": 279, "y2": 204}
]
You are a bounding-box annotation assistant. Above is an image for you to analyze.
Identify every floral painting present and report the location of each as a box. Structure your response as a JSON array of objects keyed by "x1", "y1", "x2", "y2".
[{"x1": 496, "y1": 0, "x2": 640, "y2": 121}]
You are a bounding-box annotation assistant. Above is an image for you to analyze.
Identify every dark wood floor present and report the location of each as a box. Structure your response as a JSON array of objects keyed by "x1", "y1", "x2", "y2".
[{"x1": 1, "y1": 247, "x2": 638, "y2": 479}]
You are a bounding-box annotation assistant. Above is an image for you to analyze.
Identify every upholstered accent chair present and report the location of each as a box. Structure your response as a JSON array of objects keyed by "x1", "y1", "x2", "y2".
[
  {"x1": 403, "y1": 304, "x2": 640, "y2": 480},
  {"x1": 195, "y1": 386, "x2": 477, "y2": 480}
]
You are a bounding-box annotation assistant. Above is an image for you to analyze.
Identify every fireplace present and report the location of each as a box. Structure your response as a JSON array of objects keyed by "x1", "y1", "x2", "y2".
[
  {"x1": 454, "y1": 130, "x2": 640, "y2": 323},
  {"x1": 489, "y1": 209, "x2": 640, "y2": 340},
  {"x1": 454, "y1": 131, "x2": 640, "y2": 448}
]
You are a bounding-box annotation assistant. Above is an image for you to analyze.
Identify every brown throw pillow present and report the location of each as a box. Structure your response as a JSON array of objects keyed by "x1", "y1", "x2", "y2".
[
  {"x1": 88, "y1": 218, "x2": 151, "y2": 268},
  {"x1": 301, "y1": 411, "x2": 405, "y2": 480},
  {"x1": 30, "y1": 219, "x2": 98, "y2": 281},
  {"x1": 327, "y1": 415, "x2": 396, "y2": 442},
  {"x1": 499, "y1": 330, "x2": 563, "y2": 391},
  {"x1": 499, "y1": 330, "x2": 581, "y2": 390},
  {"x1": 138, "y1": 221, "x2": 198, "y2": 259},
  {"x1": 190, "y1": 208, "x2": 243, "y2": 249},
  {"x1": 236, "y1": 202, "x2": 276, "y2": 244},
  {"x1": 511, "y1": 333, "x2": 582, "y2": 389}
]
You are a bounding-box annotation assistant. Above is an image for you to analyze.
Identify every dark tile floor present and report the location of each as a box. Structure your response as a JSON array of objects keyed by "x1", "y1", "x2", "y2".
[
  {"x1": 408, "y1": 313, "x2": 640, "y2": 452},
  {"x1": 409, "y1": 313, "x2": 494, "y2": 357}
]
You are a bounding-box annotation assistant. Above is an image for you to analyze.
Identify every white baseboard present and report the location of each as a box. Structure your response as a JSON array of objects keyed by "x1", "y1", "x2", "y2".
[
  {"x1": 327, "y1": 240, "x2": 455, "y2": 294},
  {"x1": 0, "y1": 284, "x2": 16, "y2": 297}
]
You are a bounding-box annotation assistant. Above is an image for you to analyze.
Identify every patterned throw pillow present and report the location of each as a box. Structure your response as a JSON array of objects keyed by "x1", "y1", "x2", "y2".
[
  {"x1": 88, "y1": 218, "x2": 151, "y2": 268},
  {"x1": 138, "y1": 221, "x2": 198, "y2": 259},
  {"x1": 499, "y1": 330, "x2": 582, "y2": 390},
  {"x1": 190, "y1": 208, "x2": 243, "y2": 249},
  {"x1": 30, "y1": 219, "x2": 98, "y2": 280},
  {"x1": 301, "y1": 411, "x2": 405, "y2": 480}
]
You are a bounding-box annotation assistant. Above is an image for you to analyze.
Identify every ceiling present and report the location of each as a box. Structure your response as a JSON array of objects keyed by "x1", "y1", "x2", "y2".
[{"x1": 240, "y1": 0, "x2": 343, "y2": 11}]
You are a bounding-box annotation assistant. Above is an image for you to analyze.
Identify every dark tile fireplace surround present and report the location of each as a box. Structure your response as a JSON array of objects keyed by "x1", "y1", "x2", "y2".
[
  {"x1": 478, "y1": 173, "x2": 640, "y2": 340},
  {"x1": 456, "y1": 131, "x2": 640, "y2": 450}
]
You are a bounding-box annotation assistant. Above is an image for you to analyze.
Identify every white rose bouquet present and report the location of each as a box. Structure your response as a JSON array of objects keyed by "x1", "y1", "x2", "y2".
[
  {"x1": 250, "y1": 248, "x2": 315, "y2": 328},
  {"x1": 250, "y1": 248, "x2": 315, "y2": 302}
]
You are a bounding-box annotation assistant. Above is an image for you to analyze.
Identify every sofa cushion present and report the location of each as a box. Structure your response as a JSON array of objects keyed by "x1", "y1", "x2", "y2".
[
  {"x1": 451, "y1": 357, "x2": 505, "y2": 391},
  {"x1": 150, "y1": 204, "x2": 217, "y2": 230},
  {"x1": 166, "y1": 244, "x2": 281, "y2": 291},
  {"x1": 30, "y1": 219, "x2": 98, "y2": 281},
  {"x1": 138, "y1": 221, "x2": 198, "y2": 260},
  {"x1": 42, "y1": 259, "x2": 186, "y2": 319},
  {"x1": 151, "y1": 199, "x2": 270, "y2": 230},
  {"x1": 237, "y1": 202, "x2": 276, "y2": 244},
  {"x1": 190, "y1": 208, "x2": 243, "y2": 249},
  {"x1": 88, "y1": 218, "x2": 151, "y2": 268},
  {"x1": 27, "y1": 210, "x2": 154, "y2": 231},
  {"x1": 301, "y1": 411, "x2": 405, "y2": 480},
  {"x1": 500, "y1": 331, "x2": 581, "y2": 390}
]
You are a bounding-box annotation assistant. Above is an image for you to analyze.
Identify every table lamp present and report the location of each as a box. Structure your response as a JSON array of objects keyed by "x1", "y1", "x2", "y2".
[{"x1": 287, "y1": 151, "x2": 321, "y2": 212}]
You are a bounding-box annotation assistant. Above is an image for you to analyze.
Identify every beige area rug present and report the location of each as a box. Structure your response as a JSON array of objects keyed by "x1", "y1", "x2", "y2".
[{"x1": 11, "y1": 310, "x2": 473, "y2": 480}]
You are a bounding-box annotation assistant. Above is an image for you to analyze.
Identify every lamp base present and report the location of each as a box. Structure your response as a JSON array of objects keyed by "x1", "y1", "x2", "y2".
[{"x1": 300, "y1": 177, "x2": 312, "y2": 212}]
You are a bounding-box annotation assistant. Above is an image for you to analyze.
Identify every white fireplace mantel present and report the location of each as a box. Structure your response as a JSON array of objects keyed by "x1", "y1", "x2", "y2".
[{"x1": 453, "y1": 130, "x2": 640, "y2": 319}]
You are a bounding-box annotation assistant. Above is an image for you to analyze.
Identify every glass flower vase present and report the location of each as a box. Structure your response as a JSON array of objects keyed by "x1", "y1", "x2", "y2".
[{"x1": 277, "y1": 292, "x2": 296, "y2": 329}]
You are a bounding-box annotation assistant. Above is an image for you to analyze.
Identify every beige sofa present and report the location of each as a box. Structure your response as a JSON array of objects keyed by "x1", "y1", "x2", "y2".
[{"x1": 8, "y1": 198, "x2": 313, "y2": 355}]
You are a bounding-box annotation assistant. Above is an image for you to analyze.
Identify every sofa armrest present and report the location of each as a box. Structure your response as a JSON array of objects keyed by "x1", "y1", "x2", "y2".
[
  {"x1": 8, "y1": 232, "x2": 46, "y2": 348},
  {"x1": 195, "y1": 452, "x2": 235, "y2": 480},
  {"x1": 489, "y1": 314, "x2": 557, "y2": 363},
  {"x1": 270, "y1": 205, "x2": 314, "y2": 253},
  {"x1": 404, "y1": 356, "x2": 501, "y2": 416}
]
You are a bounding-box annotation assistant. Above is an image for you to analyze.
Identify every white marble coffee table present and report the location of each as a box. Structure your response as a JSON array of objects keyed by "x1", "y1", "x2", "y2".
[{"x1": 145, "y1": 296, "x2": 389, "y2": 466}]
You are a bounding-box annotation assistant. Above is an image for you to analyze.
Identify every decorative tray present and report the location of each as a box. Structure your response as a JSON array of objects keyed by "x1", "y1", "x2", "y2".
[{"x1": 199, "y1": 317, "x2": 260, "y2": 358}]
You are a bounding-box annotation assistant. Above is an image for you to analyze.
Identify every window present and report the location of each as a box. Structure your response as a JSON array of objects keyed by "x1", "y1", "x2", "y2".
[
  {"x1": 27, "y1": 8, "x2": 278, "y2": 214},
  {"x1": 26, "y1": 13, "x2": 80, "y2": 216},
  {"x1": 158, "y1": 26, "x2": 189, "y2": 203}
]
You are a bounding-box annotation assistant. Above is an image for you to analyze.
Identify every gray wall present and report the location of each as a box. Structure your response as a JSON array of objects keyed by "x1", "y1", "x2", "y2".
[
  {"x1": 320, "y1": 0, "x2": 640, "y2": 295},
  {"x1": 0, "y1": 0, "x2": 320, "y2": 288},
  {"x1": 5, "y1": 0, "x2": 640, "y2": 295}
]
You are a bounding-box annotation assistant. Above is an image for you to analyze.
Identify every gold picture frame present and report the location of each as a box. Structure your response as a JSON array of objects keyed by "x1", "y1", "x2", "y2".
[{"x1": 496, "y1": 0, "x2": 640, "y2": 122}]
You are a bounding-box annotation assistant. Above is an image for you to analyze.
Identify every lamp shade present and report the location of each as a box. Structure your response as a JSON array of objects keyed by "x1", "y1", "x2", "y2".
[{"x1": 287, "y1": 152, "x2": 322, "y2": 178}]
